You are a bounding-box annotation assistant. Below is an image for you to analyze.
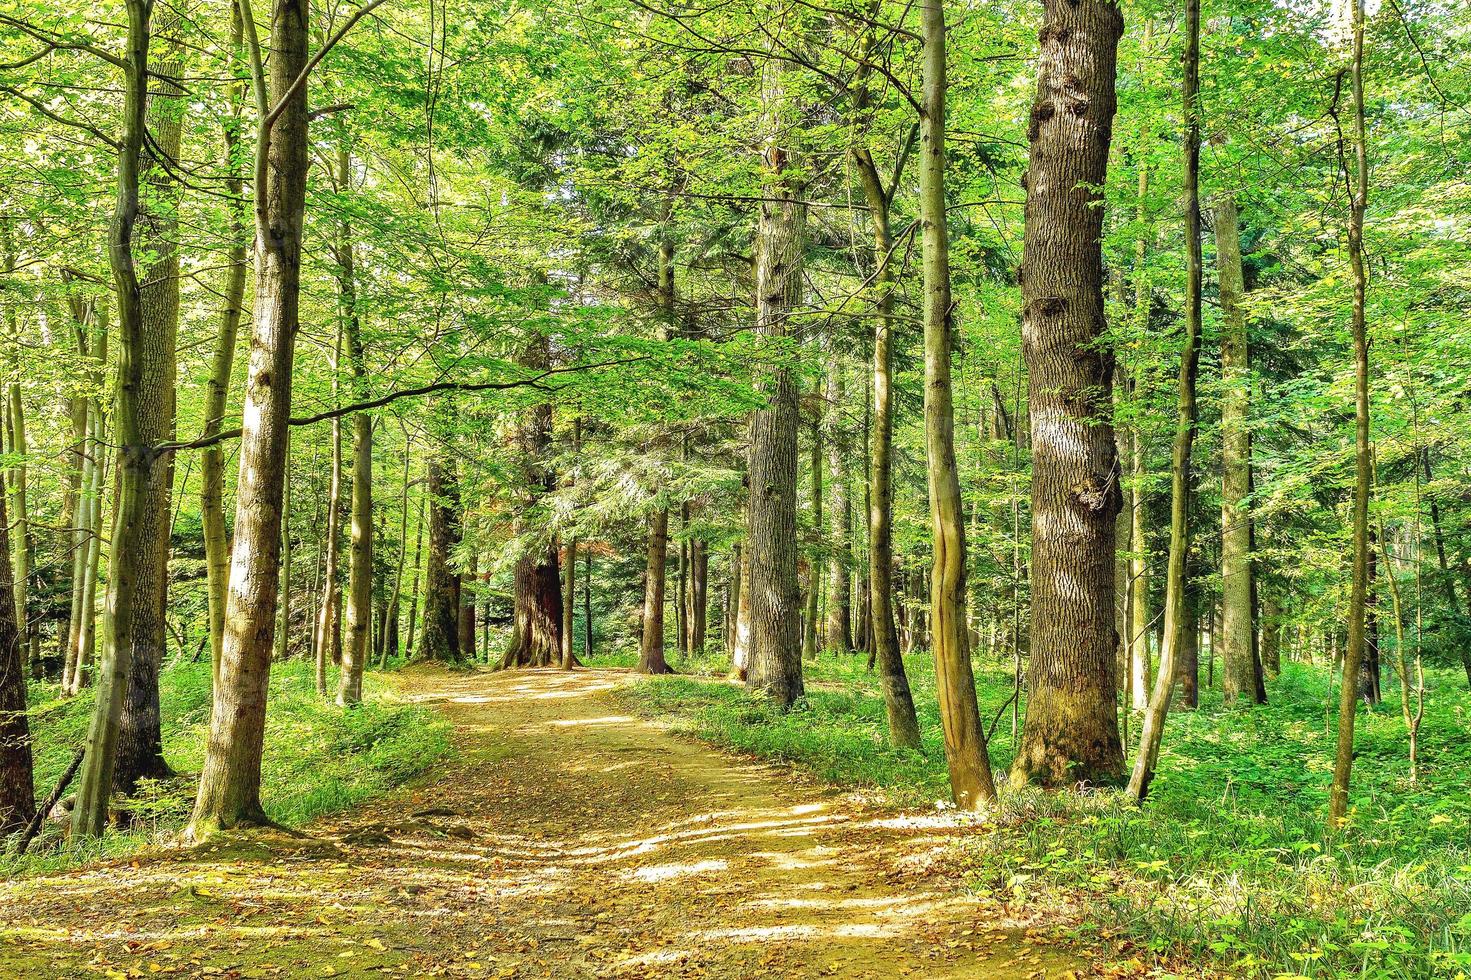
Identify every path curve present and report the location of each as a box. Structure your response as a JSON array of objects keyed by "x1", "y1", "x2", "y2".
[{"x1": 0, "y1": 667, "x2": 1083, "y2": 978}]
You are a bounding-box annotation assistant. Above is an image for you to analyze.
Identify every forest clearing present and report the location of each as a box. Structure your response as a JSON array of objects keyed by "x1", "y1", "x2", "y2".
[{"x1": 1, "y1": 0, "x2": 1468, "y2": 974}]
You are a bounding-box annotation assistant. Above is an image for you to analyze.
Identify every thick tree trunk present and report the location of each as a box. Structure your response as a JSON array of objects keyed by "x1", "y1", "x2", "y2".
[
  {"x1": 458, "y1": 559, "x2": 476, "y2": 662},
  {"x1": 0, "y1": 468, "x2": 32, "y2": 835},
  {"x1": 504, "y1": 547, "x2": 562, "y2": 667},
  {"x1": 1215, "y1": 192, "x2": 1260, "y2": 705},
  {"x1": 920, "y1": 0, "x2": 996, "y2": 808},
  {"x1": 1127, "y1": 0, "x2": 1205, "y2": 800},
  {"x1": 639, "y1": 509, "x2": 672, "y2": 673},
  {"x1": 1012, "y1": 0, "x2": 1125, "y2": 788},
  {"x1": 73, "y1": 0, "x2": 161, "y2": 836},
  {"x1": 744, "y1": 60, "x2": 805, "y2": 709},
  {"x1": 419, "y1": 454, "x2": 461, "y2": 662},
  {"x1": 187, "y1": 0, "x2": 311, "y2": 837},
  {"x1": 113, "y1": 8, "x2": 186, "y2": 793}
]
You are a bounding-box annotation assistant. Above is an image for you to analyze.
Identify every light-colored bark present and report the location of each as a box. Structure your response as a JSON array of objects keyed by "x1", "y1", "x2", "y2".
[
  {"x1": 1128, "y1": 0, "x2": 1203, "y2": 801},
  {"x1": 920, "y1": 0, "x2": 996, "y2": 807},
  {"x1": 188, "y1": 0, "x2": 312, "y2": 836}
]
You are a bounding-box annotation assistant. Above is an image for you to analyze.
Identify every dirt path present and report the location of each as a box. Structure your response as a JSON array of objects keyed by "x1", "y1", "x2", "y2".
[{"x1": 0, "y1": 668, "x2": 1084, "y2": 978}]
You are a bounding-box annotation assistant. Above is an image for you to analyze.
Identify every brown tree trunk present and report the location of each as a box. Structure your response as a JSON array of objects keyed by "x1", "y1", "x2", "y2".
[
  {"x1": 802, "y1": 414, "x2": 822, "y2": 660},
  {"x1": 744, "y1": 58, "x2": 804, "y2": 709},
  {"x1": 504, "y1": 546, "x2": 562, "y2": 667},
  {"x1": 561, "y1": 538, "x2": 577, "y2": 669},
  {"x1": 337, "y1": 147, "x2": 372, "y2": 706},
  {"x1": 689, "y1": 538, "x2": 708, "y2": 655},
  {"x1": 314, "y1": 357, "x2": 343, "y2": 691},
  {"x1": 419, "y1": 454, "x2": 461, "y2": 662},
  {"x1": 0, "y1": 468, "x2": 32, "y2": 835},
  {"x1": 458, "y1": 558, "x2": 477, "y2": 663},
  {"x1": 1012, "y1": 0, "x2": 1125, "y2": 788},
  {"x1": 188, "y1": 0, "x2": 312, "y2": 835},
  {"x1": 638, "y1": 509, "x2": 672, "y2": 674}
]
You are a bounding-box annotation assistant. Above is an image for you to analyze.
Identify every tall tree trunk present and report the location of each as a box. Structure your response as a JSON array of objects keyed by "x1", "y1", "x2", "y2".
[
  {"x1": 314, "y1": 343, "x2": 344, "y2": 691},
  {"x1": 112, "y1": 5, "x2": 186, "y2": 793},
  {"x1": 690, "y1": 538, "x2": 708, "y2": 655},
  {"x1": 1215, "y1": 192, "x2": 1261, "y2": 705},
  {"x1": 275, "y1": 447, "x2": 292, "y2": 661},
  {"x1": 72, "y1": 0, "x2": 163, "y2": 836},
  {"x1": 379, "y1": 432, "x2": 412, "y2": 666},
  {"x1": 404, "y1": 493, "x2": 426, "y2": 659},
  {"x1": 744, "y1": 57, "x2": 805, "y2": 710},
  {"x1": 187, "y1": 0, "x2": 311, "y2": 836},
  {"x1": 419, "y1": 453, "x2": 461, "y2": 662},
  {"x1": 1127, "y1": 0, "x2": 1204, "y2": 801},
  {"x1": 921, "y1": 0, "x2": 996, "y2": 807},
  {"x1": 337, "y1": 146, "x2": 372, "y2": 706},
  {"x1": 1012, "y1": 0, "x2": 1125, "y2": 788},
  {"x1": 802, "y1": 414, "x2": 822, "y2": 660},
  {"x1": 852, "y1": 51, "x2": 920, "y2": 749},
  {"x1": 504, "y1": 546, "x2": 561, "y2": 667},
  {"x1": 202, "y1": 5, "x2": 248, "y2": 680},
  {"x1": 1329, "y1": 0, "x2": 1371, "y2": 832},
  {"x1": 825, "y1": 360, "x2": 854, "y2": 652},
  {"x1": 1127, "y1": 134, "x2": 1152, "y2": 712},
  {"x1": 562, "y1": 538, "x2": 577, "y2": 669},
  {"x1": 0, "y1": 443, "x2": 31, "y2": 834},
  {"x1": 582, "y1": 547, "x2": 593, "y2": 658},
  {"x1": 638, "y1": 508, "x2": 672, "y2": 674}
]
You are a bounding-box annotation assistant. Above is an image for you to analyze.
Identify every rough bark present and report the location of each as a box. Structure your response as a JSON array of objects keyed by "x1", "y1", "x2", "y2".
[
  {"x1": 0, "y1": 470, "x2": 33, "y2": 834},
  {"x1": 689, "y1": 538, "x2": 708, "y2": 655},
  {"x1": 72, "y1": 0, "x2": 160, "y2": 836},
  {"x1": 1215, "y1": 192, "x2": 1261, "y2": 705},
  {"x1": 1012, "y1": 0, "x2": 1125, "y2": 788},
  {"x1": 315, "y1": 365, "x2": 343, "y2": 690},
  {"x1": 419, "y1": 454, "x2": 461, "y2": 662},
  {"x1": 638, "y1": 509, "x2": 672, "y2": 674},
  {"x1": 504, "y1": 546, "x2": 562, "y2": 668},
  {"x1": 187, "y1": 0, "x2": 311, "y2": 836}
]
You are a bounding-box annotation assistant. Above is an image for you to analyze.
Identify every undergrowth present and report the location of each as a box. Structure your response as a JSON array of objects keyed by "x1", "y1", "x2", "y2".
[
  {"x1": 4, "y1": 658, "x2": 450, "y2": 875},
  {"x1": 613, "y1": 649, "x2": 1471, "y2": 979}
]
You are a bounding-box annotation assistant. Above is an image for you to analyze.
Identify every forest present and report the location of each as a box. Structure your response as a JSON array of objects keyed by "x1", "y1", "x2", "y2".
[{"x1": 0, "y1": 0, "x2": 1468, "y2": 974}]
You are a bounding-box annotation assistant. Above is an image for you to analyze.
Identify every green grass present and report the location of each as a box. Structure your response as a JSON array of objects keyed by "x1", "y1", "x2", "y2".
[
  {"x1": 611, "y1": 648, "x2": 1471, "y2": 979},
  {"x1": 6, "y1": 658, "x2": 451, "y2": 874}
]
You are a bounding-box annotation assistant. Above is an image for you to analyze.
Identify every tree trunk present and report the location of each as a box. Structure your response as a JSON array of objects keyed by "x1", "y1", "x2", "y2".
[
  {"x1": 690, "y1": 538, "x2": 708, "y2": 655},
  {"x1": 0, "y1": 468, "x2": 33, "y2": 835},
  {"x1": 638, "y1": 509, "x2": 672, "y2": 673},
  {"x1": 561, "y1": 538, "x2": 577, "y2": 669},
  {"x1": 419, "y1": 454, "x2": 461, "y2": 662},
  {"x1": 802, "y1": 414, "x2": 822, "y2": 661},
  {"x1": 1127, "y1": 0, "x2": 1204, "y2": 800},
  {"x1": 825, "y1": 361, "x2": 854, "y2": 653},
  {"x1": 1329, "y1": 0, "x2": 1371, "y2": 832},
  {"x1": 315, "y1": 351, "x2": 344, "y2": 691},
  {"x1": 73, "y1": 0, "x2": 165, "y2": 836},
  {"x1": 187, "y1": 0, "x2": 311, "y2": 836},
  {"x1": 1215, "y1": 192, "x2": 1260, "y2": 705},
  {"x1": 1126, "y1": 120, "x2": 1152, "y2": 713},
  {"x1": 583, "y1": 547, "x2": 593, "y2": 658},
  {"x1": 275, "y1": 448, "x2": 292, "y2": 661},
  {"x1": 504, "y1": 546, "x2": 562, "y2": 667},
  {"x1": 920, "y1": 0, "x2": 996, "y2": 807},
  {"x1": 403, "y1": 493, "x2": 426, "y2": 659},
  {"x1": 202, "y1": 5, "x2": 248, "y2": 680},
  {"x1": 1012, "y1": 0, "x2": 1125, "y2": 788},
  {"x1": 852, "y1": 58, "x2": 921, "y2": 750},
  {"x1": 1261, "y1": 591, "x2": 1281, "y2": 678},
  {"x1": 744, "y1": 58, "x2": 805, "y2": 710}
]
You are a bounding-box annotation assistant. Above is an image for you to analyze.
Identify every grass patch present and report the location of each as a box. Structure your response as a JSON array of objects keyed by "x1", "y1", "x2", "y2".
[
  {"x1": 6, "y1": 658, "x2": 451, "y2": 874},
  {"x1": 613, "y1": 649, "x2": 1471, "y2": 979}
]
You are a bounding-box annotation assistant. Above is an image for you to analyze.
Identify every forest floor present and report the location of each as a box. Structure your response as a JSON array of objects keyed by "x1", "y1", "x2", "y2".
[{"x1": 0, "y1": 666, "x2": 1086, "y2": 979}]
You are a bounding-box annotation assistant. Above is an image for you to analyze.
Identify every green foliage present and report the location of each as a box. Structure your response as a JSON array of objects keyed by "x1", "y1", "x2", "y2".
[
  {"x1": 6, "y1": 660, "x2": 450, "y2": 874},
  {"x1": 615, "y1": 656, "x2": 1471, "y2": 978}
]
